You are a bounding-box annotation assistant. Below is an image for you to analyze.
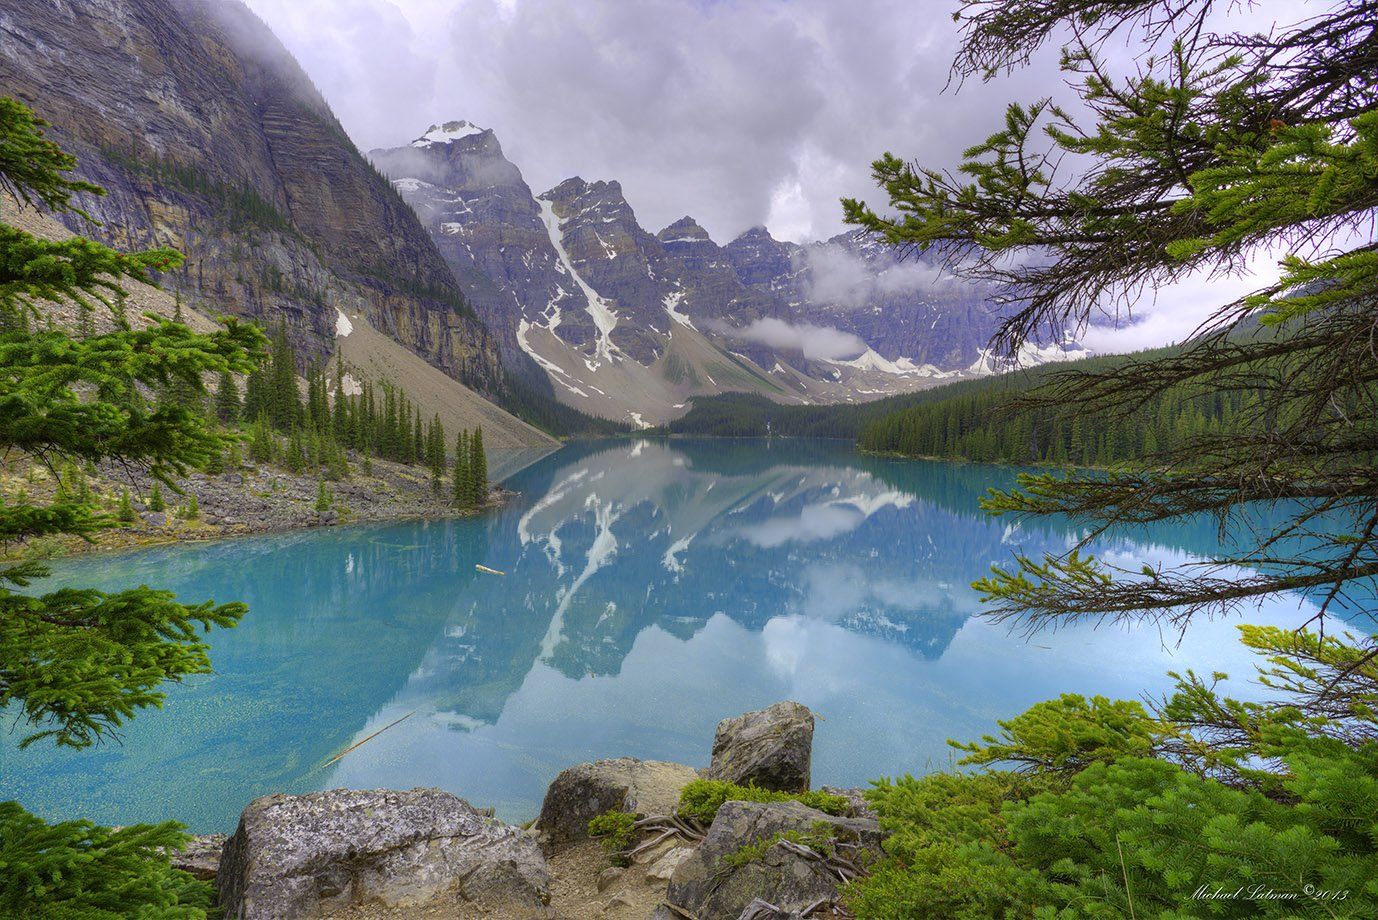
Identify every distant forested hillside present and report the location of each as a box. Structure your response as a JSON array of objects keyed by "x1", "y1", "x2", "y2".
[
  {"x1": 668, "y1": 341, "x2": 1269, "y2": 468},
  {"x1": 855, "y1": 344, "x2": 1270, "y2": 465},
  {"x1": 660, "y1": 383, "x2": 1006, "y2": 439}
]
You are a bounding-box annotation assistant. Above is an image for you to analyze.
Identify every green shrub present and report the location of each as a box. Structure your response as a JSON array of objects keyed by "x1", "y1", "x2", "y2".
[
  {"x1": 721, "y1": 821, "x2": 843, "y2": 870},
  {"x1": 676, "y1": 779, "x2": 850, "y2": 824},
  {"x1": 588, "y1": 810, "x2": 637, "y2": 865},
  {"x1": 842, "y1": 627, "x2": 1378, "y2": 919}
]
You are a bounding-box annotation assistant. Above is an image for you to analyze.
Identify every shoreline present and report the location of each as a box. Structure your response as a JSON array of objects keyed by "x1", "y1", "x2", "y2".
[{"x1": 0, "y1": 452, "x2": 520, "y2": 562}]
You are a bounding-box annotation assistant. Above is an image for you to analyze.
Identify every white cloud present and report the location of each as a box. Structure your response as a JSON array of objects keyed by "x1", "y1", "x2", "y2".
[
  {"x1": 805, "y1": 243, "x2": 953, "y2": 308},
  {"x1": 241, "y1": 0, "x2": 1315, "y2": 354},
  {"x1": 713, "y1": 317, "x2": 867, "y2": 361},
  {"x1": 242, "y1": 0, "x2": 1069, "y2": 244},
  {"x1": 735, "y1": 504, "x2": 865, "y2": 549}
]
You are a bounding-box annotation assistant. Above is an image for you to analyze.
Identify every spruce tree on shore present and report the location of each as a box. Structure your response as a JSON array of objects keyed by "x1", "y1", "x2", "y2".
[
  {"x1": 453, "y1": 429, "x2": 471, "y2": 508},
  {"x1": 470, "y1": 426, "x2": 487, "y2": 507}
]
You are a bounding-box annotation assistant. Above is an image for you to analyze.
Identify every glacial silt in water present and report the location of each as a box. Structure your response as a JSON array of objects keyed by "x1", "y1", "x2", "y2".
[{"x1": 0, "y1": 439, "x2": 1331, "y2": 831}]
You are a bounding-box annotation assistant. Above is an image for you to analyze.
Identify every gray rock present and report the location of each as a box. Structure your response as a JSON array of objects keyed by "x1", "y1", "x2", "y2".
[
  {"x1": 167, "y1": 833, "x2": 226, "y2": 881},
  {"x1": 604, "y1": 892, "x2": 636, "y2": 911},
  {"x1": 142, "y1": 511, "x2": 167, "y2": 527},
  {"x1": 706, "y1": 701, "x2": 814, "y2": 793},
  {"x1": 596, "y1": 866, "x2": 624, "y2": 892},
  {"x1": 737, "y1": 899, "x2": 805, "y2": 920},
  {"x1": 216, "y1": 787, "x2": 549, "y2": 919},
  {"x1": 645, "y1": 845, "x2": 694, "y2": 882},
  {"x1": 819, "y1": 786, "x2": 877, "y2": 820},
  {"x1": 535, "y1": 758, "x2": 699, "y2": 851},
  {"x1": 664, "y1": 800, "x2": 883, "y2": 920}
]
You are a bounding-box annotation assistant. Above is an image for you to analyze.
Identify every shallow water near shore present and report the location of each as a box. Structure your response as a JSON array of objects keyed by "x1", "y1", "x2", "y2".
[{"x1": 0, "y1": 438, "x2": 1341, "y2": 832}]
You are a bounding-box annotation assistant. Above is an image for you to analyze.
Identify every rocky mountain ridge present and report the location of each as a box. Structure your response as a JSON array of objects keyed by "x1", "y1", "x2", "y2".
[
  {"x1": 0, "y1": 0, "x2": 509, "y2": 402},
  {"x1": 371, "y1": 121, "x2": 1087, "y2": 426}
]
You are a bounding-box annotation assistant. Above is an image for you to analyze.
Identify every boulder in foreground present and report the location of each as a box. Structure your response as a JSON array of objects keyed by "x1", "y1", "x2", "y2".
[
  {"x1": 535, "y1": 757, "x2": 699, "y2": 850},
  {"x1": 216, "y1": 787, "x2": 548, "y2": 919},
  {"x1": 663, "y1": 799, "x2": 883, "y2": 919},
  {"x1": 706, "y1": 701, "x2": 815, "y2": 793}
]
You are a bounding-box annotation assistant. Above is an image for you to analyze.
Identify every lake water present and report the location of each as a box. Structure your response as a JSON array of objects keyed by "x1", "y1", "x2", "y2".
[{"x1": 1, "y1": 438, "x2": 1333, "y2": 833}]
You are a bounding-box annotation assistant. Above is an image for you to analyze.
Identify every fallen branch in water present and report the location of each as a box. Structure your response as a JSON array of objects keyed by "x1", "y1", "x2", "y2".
[{"x1": 321, "y1": 711, "x2": 415, "y2": 768}]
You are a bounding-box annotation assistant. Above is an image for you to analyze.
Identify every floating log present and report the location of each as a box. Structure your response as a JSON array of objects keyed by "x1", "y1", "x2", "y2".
[{"x1": 322, "y1": 711, "x2": 415, "y2": 768}]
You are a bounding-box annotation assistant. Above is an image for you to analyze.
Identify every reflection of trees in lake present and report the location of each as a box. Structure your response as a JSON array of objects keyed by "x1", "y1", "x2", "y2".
[{"x1": 13, "y1": 521, "x2": 489, "y2": 825}]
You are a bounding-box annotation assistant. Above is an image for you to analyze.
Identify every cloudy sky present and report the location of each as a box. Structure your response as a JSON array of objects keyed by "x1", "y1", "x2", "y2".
[{"x1": 242, "y1": 0, "x2": 1295, "y2": 353}]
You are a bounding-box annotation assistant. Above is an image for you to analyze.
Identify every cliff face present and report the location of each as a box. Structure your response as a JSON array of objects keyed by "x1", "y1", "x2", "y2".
[{"x1": 0, "y1": 0, "x2": 501, "y2": 390}]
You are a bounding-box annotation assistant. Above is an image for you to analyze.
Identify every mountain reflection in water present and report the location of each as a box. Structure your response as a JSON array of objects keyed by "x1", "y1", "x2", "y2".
[{"x1": 0, "y1": 439, "x2": 1338, "y2": 831}]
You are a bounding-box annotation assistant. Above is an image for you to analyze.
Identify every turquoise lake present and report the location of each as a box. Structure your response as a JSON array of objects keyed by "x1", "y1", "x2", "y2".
[{"x1": 0, "y1": 438, "x2": 1335, "y2": 833}]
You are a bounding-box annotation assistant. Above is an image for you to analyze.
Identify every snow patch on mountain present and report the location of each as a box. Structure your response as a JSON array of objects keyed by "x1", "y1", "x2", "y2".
[
  {"x1": 825, "y1": 348, "x2": 956, "y2": 378},
  {"x1": 664, "y1": 290, "x2": 693, "y2": 329},
  {"x1": 412, "y1": 121, "x2": 486, "y2": 146},
  {"x1": 968, "y1": 339, "x2": 1090, "y2": 375},
  {"x1": 537, "y1": 197, "x2": 620, "y2": 368},
  {"x1": 517, "y1": 319, "x2": 592, "y2": 398}
]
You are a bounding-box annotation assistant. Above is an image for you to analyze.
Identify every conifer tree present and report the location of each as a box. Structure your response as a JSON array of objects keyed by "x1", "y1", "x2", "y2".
[
  {"x1": 453, "y1": 429, "x2": 471, "y2": 508},
  {"x1": 266, "y1": 322, "x2": 299, "y2": 430},
  {"x1": 413, "y1": 407, "x2": 424, "y2": 466},
  {"x1": 845, "y1": 0, "x2": 1378, "y2": 633},
  {"x1": 147, "y1": 481, "x2": 166, "y2": 513},
  {"x1": 0, "y1": 97, "x2": 263, "y2": 915},
  {"x1": 470, "y1": 426, "x2": 487, "y2": 507},
  {"x1": 314, "y1": 479, "x2": 332, "y2": 513},
  {"x1": 213, "y1": 369, "x2": 241, "y2": 424},
  {"x1": 241, "y1": 367, "x2": 269, "y2": 422},
  {"x1": 306, "y1": 365, "x2": 327, "y2": 432},
  {"x1": 331, "y1": 365, "x2": 349, "y2": 441},
  {"x1": 248, "y1": 415, "x2": 275, "y2": 463},
  {"x1": 284, "y1": 428, "x2": 306, "y2": 473},
  {"x1": 116, "y1": 488, "x2": 136, "y2": 524}
]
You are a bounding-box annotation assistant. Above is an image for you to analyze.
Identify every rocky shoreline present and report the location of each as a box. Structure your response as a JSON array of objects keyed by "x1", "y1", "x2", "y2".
[
  {"x1": 0, "y1": 452, "x2": 509, "y2": 559},
  {"x1": 174, "y1": 701, "x2": 879, "y2": 920}
]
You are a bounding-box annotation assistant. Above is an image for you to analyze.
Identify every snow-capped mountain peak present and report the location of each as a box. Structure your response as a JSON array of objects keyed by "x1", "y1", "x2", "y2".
[
  {"x1": 412, "y1": 121, "x2": 488, "y2": 147},
  {"x1": 372, "y1": 121, "x2": 1083, "y2": 425}
]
